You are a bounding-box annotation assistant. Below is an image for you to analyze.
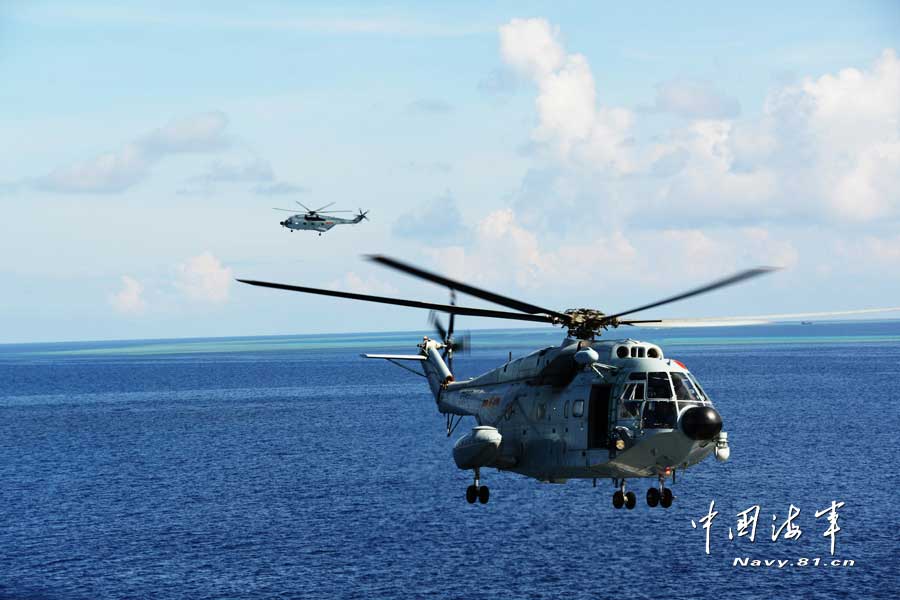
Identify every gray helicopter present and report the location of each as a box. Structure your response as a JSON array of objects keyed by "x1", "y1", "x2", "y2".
[
  {"x1": 238, "y1": 257, "x2": 900, "y2": 509},
  {"x1": 273, "y1": 202, "x2": 369, "y2": 236}
]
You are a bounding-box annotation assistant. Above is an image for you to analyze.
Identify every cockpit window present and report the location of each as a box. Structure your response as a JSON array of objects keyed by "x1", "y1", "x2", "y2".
[
  {"x1": 642, "y1": 400, "x2": 677, "y2": 429},
  {"x1": 628, "y1": 371, "x2": 647, "y2": 380},
  {"x1": 687, "y1": 373, "x2": 709, "y2": 401},
  {"x1": 618, "y1": 383, "x2": 644, "y2": 419},
  {"x1": 647, "y1": 372, "x2": 672, "y2": 399},
  {"x1": 621, "y1": 383, "x2": 644, "y2": 401},
  {"x1": 671, "y1": 372, "x2": 702, "y2": 401}
]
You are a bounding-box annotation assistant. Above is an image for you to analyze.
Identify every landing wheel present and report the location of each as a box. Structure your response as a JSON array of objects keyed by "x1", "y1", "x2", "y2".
[
  {"x1": 660, "y1": 488, "x2": 674, "y2": 508},
  {"x1": 466, "y1": 485, "x2": 477, "y2": 504},
  {"x1": 625, "y1": 491, "x2": 636, "y2": 510},
  {"x1": 647, "y1": 487, "x2": 660, "y2": 507},
  {"x1": 478, "y1": 486, "x2": 490, "y2": 504},
  {"x1": 612, "y1": 490, "x2": 625, "y2": 509}
]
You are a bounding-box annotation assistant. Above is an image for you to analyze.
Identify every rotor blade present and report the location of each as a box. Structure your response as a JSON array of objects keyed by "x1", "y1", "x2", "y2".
[
  {"x1": 295, "y1": 201, "x2": 312, "y2": 212},
  {"x1": 632, "y1": 306, "x2": 900, "y2": 328},
  {"x1": 312, "y1": 202, "x2": 335, "y2": 212},
  {"x1": 316, "y1": 210, "x2": 355, "y2": 213},
  {"x1": 272, "y1": 208, "x2": 299, "y2": 212},
  {"x1": 367, "y1": 255, "x2": 569, "y2": 320},
  {"x1": 237, "y1": 279, "x2": 557, "y2": 323},
  {"x1": 448, "y1": 290, "x2": 456, "y2": 338},
  {"x1": 429, "y1": 311, "x2": 448, "y2": 340},
  {"x1": 605, "y1": 267, "x2": 779, "y2": 321}
]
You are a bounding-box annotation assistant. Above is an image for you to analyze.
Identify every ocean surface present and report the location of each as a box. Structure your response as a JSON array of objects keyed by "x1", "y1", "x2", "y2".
[{"x1": 1, "y1": 322, "x2": 898, "y2": 599}]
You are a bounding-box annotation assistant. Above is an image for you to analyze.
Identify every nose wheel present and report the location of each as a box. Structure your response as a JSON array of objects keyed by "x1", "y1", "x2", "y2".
[
  {"x1": 647, "y1": 474, "x2": 674, "y2": 508},
  {"x1": 612, "y1": 479, "x2": 636, "y2": 510},
  {"x1": 465, "y1": 468, "x2": 490, "y2": 504}
]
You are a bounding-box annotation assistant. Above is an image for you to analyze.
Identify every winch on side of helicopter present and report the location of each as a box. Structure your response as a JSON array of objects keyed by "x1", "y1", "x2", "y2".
[
  {"x1": 238, "y1": 256, "x2": 900, "y2": 510},
  {"x1": 273, "y1": 201, "x2": 369, "y2": 236}
]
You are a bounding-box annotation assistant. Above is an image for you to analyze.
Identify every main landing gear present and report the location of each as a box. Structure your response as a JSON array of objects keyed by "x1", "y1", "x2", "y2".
[
  {"x1": 465, "y1": 467, "x2": 490, "y2": 505},
  {"x1": 646, "y1": 474, "x2": 674, "y2": 508},
  {"x1": 611, "y1": 479, "x2": 636, "y2": 510}
]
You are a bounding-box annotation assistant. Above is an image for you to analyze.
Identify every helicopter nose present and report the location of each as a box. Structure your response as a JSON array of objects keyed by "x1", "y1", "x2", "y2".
[{"x1": 680, "y1": 406, "x2": 723, "y2": 441}]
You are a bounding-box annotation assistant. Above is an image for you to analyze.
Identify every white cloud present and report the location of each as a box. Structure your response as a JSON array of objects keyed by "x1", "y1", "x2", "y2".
[
  {"x1": 137, "y1": 112, "x2": 230, "y2": 157},
  {"x1": 39, "y1": 144, "x2": 150, "y2": 194},
  {"x1": 36, "y1": 112, "x2": 231, "y2": 194},
  {"x1": 392, "y1": 192, "x2": 467, "y2": 242},
  {"x1": 428, "y1": 210, "x2": 796, "y2": 303},
  {"x1": 499, "y1": 18, "x2": 634, "y2": 173},
  {"x1": 325, "y1": 272, "x2": 399, "y2": 296},
  {"x1": 175, "y1": 252, "x2": 232, "y2": 303},
  {"x1": 650, "y1": 79, "x2": 741, "y2": 119},
  {"x1": 189, "y1": 156, "x2": 274, "y2": 184},
  {"x1": 109, "y1": 276, "x2": 147, "y2": 314},
  {"x1": 499, "y1": 18, "x2": 899, "y2": 228}
]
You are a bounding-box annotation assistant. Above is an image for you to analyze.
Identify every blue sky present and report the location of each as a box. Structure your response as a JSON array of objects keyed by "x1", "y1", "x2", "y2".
[{"x1": 1, "y1": 1, "x2": 898, "y2": 343}]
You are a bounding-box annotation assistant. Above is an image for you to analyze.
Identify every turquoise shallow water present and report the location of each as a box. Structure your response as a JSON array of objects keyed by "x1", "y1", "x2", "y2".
[
  {"x1": 5, "y1": 320, "x2": 900, "y2": 358},
  {"x1": 1, "y1": 321, "x2": 898, "y2": 599}
]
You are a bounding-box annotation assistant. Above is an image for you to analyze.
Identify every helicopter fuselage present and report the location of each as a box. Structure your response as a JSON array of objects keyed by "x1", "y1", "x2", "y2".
[
  {"x1": 279, "y1": 213, "x2": 365, "y2": 233},
  {"x1": 426, "y1": 337, "x2": 728, "y2": 483}
]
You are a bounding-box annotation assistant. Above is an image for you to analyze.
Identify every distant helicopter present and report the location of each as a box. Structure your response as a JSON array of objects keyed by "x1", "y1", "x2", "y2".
[
  {"x1": 238, "y1": 257, "x2": 900, "y2": 509},
  {"x1": 274, "y1": 201, "x2": 369, "y2": 236}
]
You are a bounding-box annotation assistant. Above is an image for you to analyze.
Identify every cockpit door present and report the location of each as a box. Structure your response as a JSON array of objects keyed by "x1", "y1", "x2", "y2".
[{"x1": 588, "y1": 384, "x2": 612, "y2": 449}]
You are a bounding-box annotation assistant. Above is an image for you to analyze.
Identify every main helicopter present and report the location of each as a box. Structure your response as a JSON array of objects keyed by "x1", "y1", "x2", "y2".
[
  {"x1": 273, "y1": 201, "x2": 369, "y2": 236},
  {"x1": 238, "y1": 256, "x2": 900, "y2": 510}
]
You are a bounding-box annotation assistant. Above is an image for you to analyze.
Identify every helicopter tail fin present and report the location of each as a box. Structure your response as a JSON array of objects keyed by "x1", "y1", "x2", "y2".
[
  {"x1": 362, "y1": 338, "x2": 452, "y2": 402},
  {"x1": 420, "y1": 338, "x2": 454, "y2": 400}
]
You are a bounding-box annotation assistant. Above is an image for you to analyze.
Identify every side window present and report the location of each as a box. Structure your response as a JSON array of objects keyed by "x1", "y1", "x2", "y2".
[
  {"x1": 572, "y1": 399, "x2": 584, "y2": 418},
  {"x1": 647, "y1": 372, "x2": 672, "y2": 399},
  {"x1": 619, "y1": 383, "x2": 643, "y2": 418},
  {"x1": 671, "y1": 372, "x2": 701, "y2": 401},
  {"x1": 620, "y1": 383, "x2": 645, "y2": 400}
]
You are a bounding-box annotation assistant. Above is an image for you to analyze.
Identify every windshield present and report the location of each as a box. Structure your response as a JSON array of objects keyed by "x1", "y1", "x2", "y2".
[
  {"x1": 671, "y1": 372, "x2": 702, "y2": 401},
  {"x1": 647, "y1": 372, "x2": 672, "y2": 399},
  {"x1": 642, "y1": 400, "x2": 677, "y2": 429}
]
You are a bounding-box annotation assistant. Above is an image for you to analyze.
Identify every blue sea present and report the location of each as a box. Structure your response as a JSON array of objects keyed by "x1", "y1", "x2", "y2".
[{"x1": 1, "y1": 322, "x2": 898, "y2": 599}]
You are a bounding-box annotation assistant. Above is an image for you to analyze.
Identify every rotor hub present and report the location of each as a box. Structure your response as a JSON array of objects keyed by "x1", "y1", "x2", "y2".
[{"x1": 563, "y1": 308, "x2": 617, "y2": 339}]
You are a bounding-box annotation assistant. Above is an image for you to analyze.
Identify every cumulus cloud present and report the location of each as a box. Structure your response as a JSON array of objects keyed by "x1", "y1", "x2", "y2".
[
  {"x1": 109, "y1": 276, "x2": 147, "y2": 314},
  {"x1": 109, "y1": 253, "x2": 234, "y2": 315},
  {"x1": 392, "y1": 192, "x2": 468, "y2": 243},
  {"x1": 326, "y1": 272, "x2": 399, "y2": 296},
  {"x1": 499, "y1": 18, "x2": 635, "y2": 172},
  {"x1": 426, "y1": 209, "x2": 796, "y2": 308},
  {"x1": 175, "y1": 252, "x2": 232, "y2": 303},
  {"x1": 35, "y1": 112, "x2": 231, "y2": 194},
  {"x1": 649, "y1": 79, "x2": 741, "y2": 119},
  {"x1": 137, "y1": 112, "x2": 231, "y2": 157},
  {"x1": 499, "y1": 18, "x2": 900, "y2": 229}
]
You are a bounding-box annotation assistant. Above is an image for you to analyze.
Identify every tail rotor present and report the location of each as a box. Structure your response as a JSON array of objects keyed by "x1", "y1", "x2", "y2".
[{"x1": 429, "y1": 290, "x2": 470, "y2": 370}]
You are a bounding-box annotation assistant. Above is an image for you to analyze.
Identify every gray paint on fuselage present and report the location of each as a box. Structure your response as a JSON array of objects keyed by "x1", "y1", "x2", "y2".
[{"x1": 433, "y1": 338, "x2": 719, "y2": 482}]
